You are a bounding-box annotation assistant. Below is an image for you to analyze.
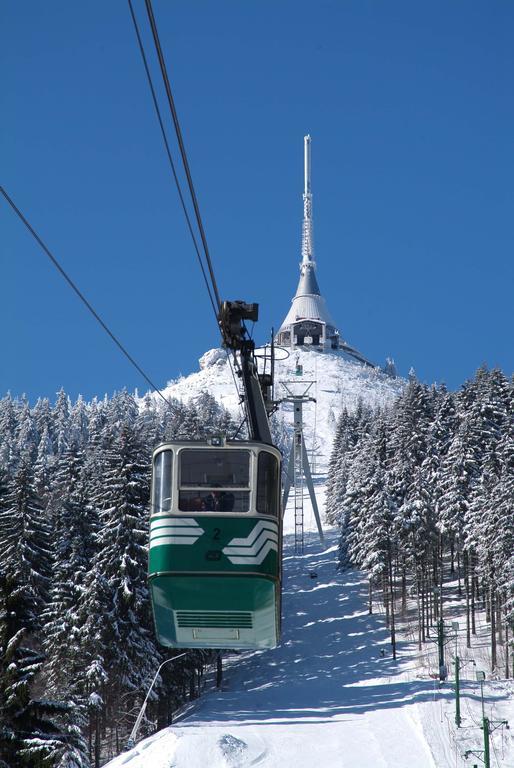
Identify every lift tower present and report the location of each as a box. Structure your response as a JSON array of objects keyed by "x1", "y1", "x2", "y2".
[{"x1": 280, "y1": 381, "x2": 324, "y2": 554}]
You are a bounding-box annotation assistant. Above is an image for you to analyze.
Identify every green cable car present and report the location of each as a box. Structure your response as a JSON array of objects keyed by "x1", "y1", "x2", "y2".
[{"x1": 148, "y1": 438, "x2": 282, "y2": 650}]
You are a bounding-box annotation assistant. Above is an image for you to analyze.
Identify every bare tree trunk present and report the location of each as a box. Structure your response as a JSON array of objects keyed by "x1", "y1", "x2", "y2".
[
  {"x1": 157, "y1": 696, "x2": 168, "y2": 730},
  {"x1": 401, "y1": 566, "x2": 407, "y2": 617},
  {"x1": 497, "y1": 595, "x2": 503, "y2": 644},
  {"x1": 388, "y1": 544, "x2": 396, "y2": 660},
  {"x1": 88, "y1": 714, "x2": 93, "y2": 765},
  {"x1": 384, "y1": 574, "x2": 390, "y2": 628},
  {"x1": 490, "y1": 586, "x2": 497, "y2": 670},
  {"x1": 464, "y1": 550, "x2": 471, "y2": 648},
  {"x1": 432, "y1": 552, "x2": 438, "y2": 623},
  {"x1": 457, "y1": 547, "x2": 462, "y2": 596},
  {"x1": 425, "y1": 572, "x2": 430, "y2": 637},
  {"x1": 95, "y1": 713, "x2": 101, "y2": 768},
  {"x1": 505, "y1": 608, "x2": 510, "y2": 680},
  {"x1": 368, "y1": 578, "x2": 373, "y2": 615},
  {"x1": 421, "y1": 576, "x2": 426, "y2": 642},
  {"x1": 417, "y1": 574, "x2": 422, "y2": 650},
  {"x1": 216, "y1": 652, "x2": 223, "y2": 687},
  {"x1": 471, "y1": 555, "x2": 476, "y2": 635},
  {"x1": 439, "y1": 533, "x2": 444, "y2": 622}
]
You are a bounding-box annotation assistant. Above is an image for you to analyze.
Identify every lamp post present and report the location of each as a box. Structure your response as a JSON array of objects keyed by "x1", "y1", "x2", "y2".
[
  {"x1": 463, "y1": 672, "x2": 509, "y2": 768},
  {"x1": 451, "y1": 622, "x2": 475, "y2": 729},
  {"x1": 476, "y1": 670, "x2": 489, "y2": 768},
  {"x1": 452, "y1": 621, "x2": 462, "y2": 727},
  {"x1": 125, "y1": 653, "x2": 188, "y2": 750}
]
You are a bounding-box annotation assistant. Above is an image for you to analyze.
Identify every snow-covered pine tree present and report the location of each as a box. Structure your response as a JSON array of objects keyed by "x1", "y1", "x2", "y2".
[
  {"x1": 341, "y1": 429, "x2": 376, "y2": 570},
  {"x1": 0, "y1": 568, "x2": 88, "y2": 768},
  {"x1": 33, "y1": 396, "x2": 54, "y2": 447},
  {"x1": 325, "y1": 408, "x2": 351, "y2": 526},
  {"x1": 53, "y1": 388, "x2": 72, "y2": 457},
  {"x1": 16, "y1": 396, "x2": 40, "y2": 465},
  {"x1": 387, "y1": 380, "x2": 433, "y2": 512},
  {"x1": 0, "y1": 462, "x2": 52, "y2": 617},
  {"x1": 0, "y1": 393, "x2": 18, "y2": 470},
  {"x1": 397, "y1": 463, "x2": 437, "y2": 643},
  {"x1": 43, "y1": 446, "x2": 97, "y2": 698},
  {"x1": 138, "y1": 393, "x2": 164, "y2": 450},
  {"x1": 78, "y1": 398, "x2": 160, "y2": 759},
  {"x1": 69, "y1": 396, "x2": 89, "y2": 451}
]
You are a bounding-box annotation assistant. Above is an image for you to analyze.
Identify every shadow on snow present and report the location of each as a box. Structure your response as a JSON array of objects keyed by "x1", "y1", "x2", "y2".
[{"x1": 179, "y1": 531, "x2": 445, "y2": 727}]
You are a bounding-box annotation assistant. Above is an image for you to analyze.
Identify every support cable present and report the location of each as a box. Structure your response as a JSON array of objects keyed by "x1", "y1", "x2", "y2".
[
  {"x1": 1, "y1": 186, "x2": 171, "y2": 409},
  {"x1": 127, "y1": 0, "x2": 218, "y2": 321},
  {"x1": 231, "y1": 416, "x2": 247, "y2": 441},
  {"x1": 130, "y1": 0, "x2": 246, "y2": 417},
  {"x1": 143, "y1": 0, "x2": 223, "y2": 314},
  {"x1": 227, "y1": 350, "x2": 246, "y2": 428}
]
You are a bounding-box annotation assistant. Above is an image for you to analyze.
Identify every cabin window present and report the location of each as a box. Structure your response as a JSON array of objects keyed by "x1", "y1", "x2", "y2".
[
  {"x1": 179, "y1": 449, "x2": 250, "y2": 487},
  {"x1": 257, "y1": 451, "x2": 279, "y2": 516},
  {"x1": 153, "y1": 450, "x2": 173, "y2": 514},
  {"x1": 178, "y1": 489, "x2": 249, "y2": 513},
  {"x1": 178, "y1": 449, "x2": 250, "y2": 513}
]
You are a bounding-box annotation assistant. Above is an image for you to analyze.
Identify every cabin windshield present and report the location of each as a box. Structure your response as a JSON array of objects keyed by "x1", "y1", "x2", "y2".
[
  {"x1": 178, "y1": 449, "x2": 250, "y2": 513},
  {"x1": 153, "y1": 450, "x2": 172, "y2": 514}
]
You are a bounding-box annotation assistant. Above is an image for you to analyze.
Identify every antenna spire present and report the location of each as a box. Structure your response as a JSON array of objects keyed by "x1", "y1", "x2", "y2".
[
  {"x1": 304, "y1": 134, "x2": 311, "y2": 195},
  {"x1": 301, "y1": 135, "x2": 314, "y2": 265}
]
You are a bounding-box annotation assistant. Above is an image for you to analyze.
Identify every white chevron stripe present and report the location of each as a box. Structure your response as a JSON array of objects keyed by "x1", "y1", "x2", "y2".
[
  {"x1": 150, "y1": 536, "x2": 200, "y2": 547},
  {"x1": 225, "y1": 539, "x2": 278, "y2": 565},
  {"x1": 150, "y1": 528, "x2": 200, "y2": 544},
  {"x1": 151, "y1": 517, "x2": 202, "y2": 529},
  {"x1": 223, "y1": 529, "x2": 278, "y2": 558},
  {"x1": 226, "y1": 520, "x2": 278, "y2": 548},
  {"x1": 150, "y1": 517, "x2": 204, "y2": 546}
]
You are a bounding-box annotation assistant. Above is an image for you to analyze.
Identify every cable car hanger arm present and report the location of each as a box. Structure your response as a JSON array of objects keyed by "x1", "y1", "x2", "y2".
[{"x1": 218, "y1": 301, "x2": 273, "y2": 446}]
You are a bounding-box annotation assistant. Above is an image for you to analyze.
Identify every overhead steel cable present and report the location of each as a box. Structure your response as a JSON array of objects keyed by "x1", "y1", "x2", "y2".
[
  {"x1": 129, "y1": 0, "x2": 246, "y2": 425},
  {"x1": 127, "y1": 0, "x2": 218, "y2": 321},
  {"x1": 1, "y1": 185, "x2": 171, "y2": 409},
  {"x1": 143, "y1": 0, "x2": 223, "y2": 316}
]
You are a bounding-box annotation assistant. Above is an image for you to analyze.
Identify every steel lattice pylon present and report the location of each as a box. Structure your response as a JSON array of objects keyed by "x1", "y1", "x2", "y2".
[
  {"x1": 293, "y1": 428, "x2": 304, "y2": 553},
  {"x1": 280, "y1": 381, "x2": 324, "y2": 554}
]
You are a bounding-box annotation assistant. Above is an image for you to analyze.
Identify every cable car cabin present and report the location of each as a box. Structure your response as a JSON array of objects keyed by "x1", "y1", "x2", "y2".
[{"x1": 148, "y1": 439, "x2": 282, "y2": 650}]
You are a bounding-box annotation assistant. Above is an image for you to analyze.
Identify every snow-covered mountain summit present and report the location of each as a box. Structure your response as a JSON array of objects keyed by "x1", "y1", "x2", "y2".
[{"x1": 155, "y1": 347, "x2": 404, "y2": 473}]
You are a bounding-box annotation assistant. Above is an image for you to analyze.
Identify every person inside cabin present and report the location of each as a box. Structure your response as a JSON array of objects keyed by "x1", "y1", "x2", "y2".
[
  {"x1": 189, "y1": 494, "x2": 205, "y2": 512},
  {"x1": 204, "y1": 490, "x2": 235, "y2": 512}
]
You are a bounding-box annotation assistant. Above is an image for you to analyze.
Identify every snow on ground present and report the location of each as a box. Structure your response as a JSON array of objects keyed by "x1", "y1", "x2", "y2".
[
  {"x1": 107, "y1": 500, "x2": 513, "y2": 768},
  {"x1": 107, "y1": 525, "x2": 436, "y2": 767},
  {"x1": 123, "y1": 352, "x2": 513, "y2": 766},
  {"x1": 153, "y1": 346, "x2": 404, "y2": 474},
  {"x1": 398, "y1": 575, "x2": 514, "y2": 768}
]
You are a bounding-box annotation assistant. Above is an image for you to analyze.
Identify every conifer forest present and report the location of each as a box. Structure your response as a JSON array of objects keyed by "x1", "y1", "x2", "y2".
[
  {"x1": 0, "y1": 390, "x2": 235, "y2": 767},
  {"x1": 0, "y1": 366, "x2": 512, "y2": 767},
  {"x1": 326, "y1": 367, "x2": 513, "y2": 675}
]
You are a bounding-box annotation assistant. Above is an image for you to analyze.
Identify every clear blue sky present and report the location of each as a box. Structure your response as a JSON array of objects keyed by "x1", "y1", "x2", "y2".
[{"x1": 2, "y1": 1, "x2": 513, "y2": 403}]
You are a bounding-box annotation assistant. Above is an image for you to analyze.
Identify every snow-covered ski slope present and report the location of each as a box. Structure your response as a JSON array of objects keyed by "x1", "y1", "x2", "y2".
[
  {"x1": 108, "y1": 531, "x2": 437, "y2": 768},
  {"x1": 108, "y1": 527, "x2": 514, "y2": 767},
  {"x1": 155, "y1": 346, "x2": 404, "y2": 473},
  {"x1": 128, "y1": 351, "x2": 513, "y2": 766}
]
